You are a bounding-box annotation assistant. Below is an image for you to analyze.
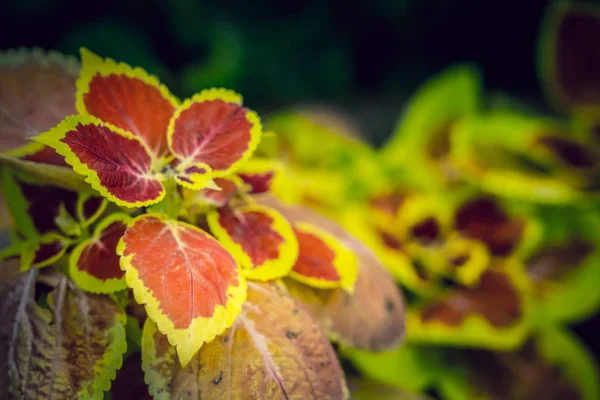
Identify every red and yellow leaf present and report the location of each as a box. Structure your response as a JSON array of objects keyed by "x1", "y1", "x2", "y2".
[
  {"x1": 237, "y1": 158, "x2": 284, "y2": 194},
  {"x1": 0, "y1": 48, "x2": 78, "y2": 158},
  {"x1": 69, "y1": 213, "x2": 130, "y2": 294},
  {"x1": 117, "y1": 214, "x2": 246, "y2": 367},
  {"x1": 454, "y1": 196, "x2": 525, "y2": 257},
  {"x1": 264, "y1": 196, "x2": 405, "y2": 350},
  {"x1": 290, "y1": 222, "x2": 358, "y2": 293},
  {"x1": 34, "y1": 115, "x2": 165, "y2": 207},
  {"x1": 408, "y1": 268, "x2": 530, "y2": 349},
  {"x1": 207, "y1": 204, "x2": 298, "y2": 281},
  {"x1": 142, "y1": 282, "x2": 348, "y2": 400},
  {"x1": 76, "y1": 48, "x2": 178, "y2": 160},
  {"x1": 167, "y1": 88, "x2": 262, "y2": 188}
]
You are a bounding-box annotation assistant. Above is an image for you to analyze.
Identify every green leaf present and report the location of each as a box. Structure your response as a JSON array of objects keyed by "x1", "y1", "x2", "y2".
[
  {"x1": 344, "y1": 345, "x2": 446, "y2": 393},
  {"x1": 1, "y1": 167, "x2": 36, "y2": 239}
]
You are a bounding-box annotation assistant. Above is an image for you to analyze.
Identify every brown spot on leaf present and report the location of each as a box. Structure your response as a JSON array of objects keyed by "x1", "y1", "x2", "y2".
[
  {"x1": 286, "y1": 329, "x2": 300, "y2": 339},
  {"x1": 385, "y1": 299, "x2": 395, "y2": 313},
  {"x1": 212, "y1": 371, "x2": 223, "y2": 385},
  {"x1": 421, "y1": 270, "x2": 521, "y2": 328}
]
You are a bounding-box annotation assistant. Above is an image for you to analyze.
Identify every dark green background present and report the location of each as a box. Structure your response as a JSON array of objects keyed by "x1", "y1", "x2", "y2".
[{"x1": 1, "y1": 0, "x2": 552, "y2": 143}]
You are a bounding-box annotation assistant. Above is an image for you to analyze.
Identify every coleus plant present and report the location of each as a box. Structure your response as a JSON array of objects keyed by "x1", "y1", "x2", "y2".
[
  {"x1": 0, "y1": 48, "x2": 406, "y2": 398},
  {"x1": 260, "y1": 54, "x2": 600, "y2": 399}
]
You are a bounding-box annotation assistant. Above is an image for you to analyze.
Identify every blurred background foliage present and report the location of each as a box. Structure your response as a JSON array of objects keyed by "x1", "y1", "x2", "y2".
[{"x1": 1, "y1": 0, "x2": 550, "y2": 144}]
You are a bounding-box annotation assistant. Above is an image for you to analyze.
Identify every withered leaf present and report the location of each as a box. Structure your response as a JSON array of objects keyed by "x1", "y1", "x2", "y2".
[
  {"x1": 260, "y1": 195, "x2": 406, "y2": 351},
  {"x1": 0, "y1": 271, "x2": 127, "y2": 399},
  {"x1": 0, "y1": 267, "x2": 37, "y2": 396},
  {"x1": 0, "y1": 48, "x2": 78, "y2": 153},
  {"x1": 142, "y1": 281, "x2": 348, "y2": 400}
]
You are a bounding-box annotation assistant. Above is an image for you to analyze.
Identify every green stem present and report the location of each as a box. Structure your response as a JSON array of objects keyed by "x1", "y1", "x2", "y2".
[{"x1": 148, "y1": 179, "x2": 180, "y2": 219}]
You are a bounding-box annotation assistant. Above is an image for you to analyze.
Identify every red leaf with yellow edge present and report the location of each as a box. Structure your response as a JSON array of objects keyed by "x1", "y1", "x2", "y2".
[
  {"x1": 237, "y1": 158, "x2": 284, "y2": 194},
  {"x1": 167, "y1": 88, "x2": 262, "y2": 188},
  {"x1": 117, "y1": 214, "x2": 246, "y2": 367},
  {"x1": 207, "y1": 204, "x2": 298, "y2": 281},
  {"x1": 261, "y1": 195, "x2": 406, "y2": 351},
  {"x1": 290, "y1": 222, "x2": 358, "y2": 293},
  {"x1": 141, "y1": 281, "x2": 348, "y2": 400},
  {"x1": 35, "y1": 115, "x2": 165, "y2": 208},
  {"x1": 76, "y1": 48, "x2": 178, "y2": 160},
  {"x1": 0, "y1": 48, "x2": 78, "y2": 158},
  {"x1": 69, "y1": 213, "x2": 130, "y2": 294}
]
